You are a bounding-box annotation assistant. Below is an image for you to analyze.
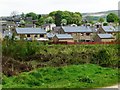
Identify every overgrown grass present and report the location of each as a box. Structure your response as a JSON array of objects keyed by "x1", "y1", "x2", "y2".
[
  {"x1": 2, "y1": 64, "x2": 119, "y2": 88},
  {"x1": 2, "y1": 40, "x2": 119, "y2": 76}
]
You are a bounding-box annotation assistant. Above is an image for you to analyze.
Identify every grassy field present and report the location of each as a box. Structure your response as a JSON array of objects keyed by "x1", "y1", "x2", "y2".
[{"x1": 2, "y1": 64, "x2": 119, "y2": 88}]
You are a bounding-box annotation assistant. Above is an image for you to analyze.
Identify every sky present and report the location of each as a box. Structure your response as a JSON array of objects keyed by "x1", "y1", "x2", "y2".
[{"x1": 0, "y1": 0, "x2": 120, "y2": 16}]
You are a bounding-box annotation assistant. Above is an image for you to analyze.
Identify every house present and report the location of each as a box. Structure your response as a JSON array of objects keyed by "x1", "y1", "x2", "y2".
[
  {"x1": 16, "y1": 28, "x2": 47, "y2": 40},
  {"x1": 52, "y1": 26, "x2": 61, "y2": 34},
  {"x1": 0, "y1": 31, "x2": 3, "y2": 41},
  {"x1": 53, "y1": 34, "x2": 74, "y2": 43},
  {"x1": 42, "y1": 23, "x2": 56, "y2": 31},
  {"x1": 97, "y1": 26, "x2": 119, "y2": 34},
  {"x1": 46, "y1": 33, "x2": 55, "y2": 40},
  {"x1": 1, "y1": 21, "x2": 16, "y2": 31},
  {"x1": 3, "y1": 30, "x2": 13, "y2": 38},
  {"x1": 59, "y1": 26, "x2": 94, "y2": 42},
  {"x1": 25, "y1": 24, "x2": 34, "y2": 28},
  {"x1": 94, "y1": 33, "x2": 115, "y2": 42}
]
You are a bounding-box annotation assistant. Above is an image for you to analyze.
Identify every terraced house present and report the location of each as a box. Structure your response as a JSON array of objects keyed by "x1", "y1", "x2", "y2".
[
  {"x1": 16, "y1": 28, "x2": 47, "y2": 40},
  {"x1": 97, "y1": 26, "x2": 119, "y2": 35},
  {"x1": 96, "y1": 26, "x2": 119, "y2": 41},
  {"x1": 94, "y1": 33, "x2": 115, "y2": 42},
  {"x1": 53, "y1": 34, "x2": 74, "y2": 43},
  {"x1": 59, "y1": 26, "x2": 94, "y2": 42}
]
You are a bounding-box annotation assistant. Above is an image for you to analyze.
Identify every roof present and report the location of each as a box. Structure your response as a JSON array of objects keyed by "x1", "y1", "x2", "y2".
[
  {"x1": 16, "y1": 28, "x2": 46, "y2": 34},
  {"x1": 47, "y1": 33, "x2": 55, "y2": 38},
  {"x1": 55, "y1": 34, "x2": 73, "y2": 39},
  {"x1": 98, "y1": 34, "x2": 114, "y2": 39},
  {"x1": 62, "y1": 26, "x2": 92, "y2": 33},
  {"x1": 102, "y1": 26, "x2": 119, "y2": 32}
]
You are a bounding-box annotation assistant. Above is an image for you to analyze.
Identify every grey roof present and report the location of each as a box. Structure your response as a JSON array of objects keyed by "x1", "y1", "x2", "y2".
[
  {"x1": 47, "y1": 33, "x2": 55, "y2": 38},
  {"x1": 62, "y1": 26, "x2": 92, "y2": 33},
  {"x1": 98, "y1": 34, "x2": 114, "y2": 39},
  {"x1": 55, "y1": 34, "x2": 73, "y2": 39},
  {"x1": 16, "y1": 28, "x2": 46, "y2": 34},
  {"x1": 102, "y1": 26, "x2": 119, "y2": 32}
]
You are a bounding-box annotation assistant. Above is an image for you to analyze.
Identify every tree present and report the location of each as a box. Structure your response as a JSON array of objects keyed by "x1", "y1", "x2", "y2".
[
  {"x1": 72, "y1": 13, "x2": 82, "y2": 25},
  {"x1": 20, "y1": 20, "x2": 25, "y2": 25},
  {"x1": 26, "y1": 12, "x2": 38, "y2": 20},
  {"x1": 61, "y1": 19, "x2": 67, "y2": 26},
  {"x1": 103, "y1": 22, "x2": 108, "y2": 26},
  {"x1": 106, "y1": 13, "x2": 119, "y2": 23},
  {"x1": 54, "y1": 11, "x2": 63, "y2": 26},
  {"x1": 45, "y1": 17, "x2": 54, "y2": 24},
  {"x1": 38, "y1": 16, "x2": 45, "y2": 26},
  {"x1": 48, "y1": 10, "x2": 82, "y2": 26},
  {"x1": 98, "y1": 17, "x2": 105, "y2": 23},
  {"x1": 11, "y1": 11, "x2": 18, "y2": 17},
  {"x1": 61, "y1": 11, "x2": 72, "y2": 24},
  {"x1": 21, "y1": 12, "x2": 25, "y2": 19}
]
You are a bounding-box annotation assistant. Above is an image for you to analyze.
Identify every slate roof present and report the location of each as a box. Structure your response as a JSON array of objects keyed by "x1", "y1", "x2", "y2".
[
  {"x1": 62, "y1": 26, "x2": 92, "y2": 33},
  {"x1": 16, "y1": 28, "x2": 46, "y2": 34},
  {"x1": 47, "y1": 33, "x2": 55, "y2": 38},
  {"x1": 55, "y1": 34, "x2": 73, "y2": 39},
  {"x1": 98, "y1": 34, "x2": 114, "y2": 39},
  {"x1": 102, "y1": 26, "x2": 119, "y2": 32}
]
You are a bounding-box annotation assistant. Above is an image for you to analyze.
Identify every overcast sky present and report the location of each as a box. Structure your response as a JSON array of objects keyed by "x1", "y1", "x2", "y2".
[{"x1": 0, "y1": 0, "x2": 120, "y2": 16}]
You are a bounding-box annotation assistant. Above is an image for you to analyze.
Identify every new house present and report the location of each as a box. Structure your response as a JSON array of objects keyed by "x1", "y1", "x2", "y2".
[
  {"x1": 59, "y1": 26, "x2": 94, "y2": 42},
  {"x1": 97, "y1": 26, "x2": 119, "y2": 34},
  {"x1": 16, "y1": 28, "x2": 47, "y2": 40},
  {"x1": 94, "y1": 33, "x2": 115, "y2": 42},
  {"x1": 53, "y1": 34, "x2": 74, "y2": 43}
]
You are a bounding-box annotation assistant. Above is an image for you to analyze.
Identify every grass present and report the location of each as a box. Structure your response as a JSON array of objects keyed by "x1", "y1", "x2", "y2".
[{"x1": 2, "y1": 64, "x2": 119, "y2": 88}]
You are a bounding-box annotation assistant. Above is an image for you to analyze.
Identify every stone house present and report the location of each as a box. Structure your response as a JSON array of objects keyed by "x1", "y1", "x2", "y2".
[{"x1": 16, "y1": 28, "x2": 47, "y2": 40}]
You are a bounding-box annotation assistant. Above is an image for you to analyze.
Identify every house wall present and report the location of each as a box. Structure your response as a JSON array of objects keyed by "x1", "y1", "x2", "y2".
[
  {"x1": 94, "y1": 36, "x2": 101, "y2": 42},
  {"x1": 58, "y1": 28, "x2": 65, "y2": 34},
  {"x1": 53, "y1": 36, "x2": 59, "y2": 43},
  {"x1": 71, "y1": 33, "x2": 93, "y2": 42},
  {"x1": 0, "y1": 32, "x2": 3, "y2": 41},
  {"x1": 53, "y1": 36, "x2": 74, "y2": 43},
  {"x1": 19, "y1": 34, "x2": 46, "y2": 40},
  {"x1": 97, "y1": 27, "x2": 106, "y2": 33},
  {"x1": 94, "y1": 35, "x2": 115, "y2": 42},
  {"x1": 59, "y1": 39, "x2": 74, "y2": 42},
  {"x1": 101, "y1": 39, "x2": 115, "y2": 42}
]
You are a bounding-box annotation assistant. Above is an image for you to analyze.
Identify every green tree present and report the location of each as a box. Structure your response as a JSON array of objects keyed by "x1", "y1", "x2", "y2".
[
  {"x1": 72, "y1": 13, "x2": 82, "y2": 25},
  {"x1": 61, "y1": 11, "x2": 72, "y2": 24},
  {"x1": 98, "y1": 17, "x2": 105, "y2": 23},
  {"x1": 21, "y1": 12, "x2": 25, "y2": 19},
  {"x1": 106, "y1": 13, "x2": 119, "y2": 23},
  {"x1": 26, "y1": 12, "x2": 38, "y2": 20},
  {"x1": 103, "y1": 22, "x2": 108, "y2": 26},
  {"x1": 45, "y1": 17, "x2": 54, "y2": 24},
  {"x1": 61, "y1": 19, "x2": 67, "y2": 26},
  {"x1": 20, "y1": 20, "x2": 25, "y2": 25},
  {"x1": 38, "y1": 16, "x2": 45, "y2": 26},
  {"x1": 54, "y1": 11, "x2": 63, "y2": 26}
]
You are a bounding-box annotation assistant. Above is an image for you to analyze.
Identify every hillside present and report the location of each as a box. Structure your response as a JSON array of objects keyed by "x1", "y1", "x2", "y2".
[{"x1": 82, "y1": 10, "x2": 118, "y2": 17}]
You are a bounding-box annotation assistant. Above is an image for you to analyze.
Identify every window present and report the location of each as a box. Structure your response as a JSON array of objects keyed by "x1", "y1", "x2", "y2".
[
  {"x1": 86, "y1": 33, "x2": 90, "y2": 36},
  {"x1": 34, "y1": 34, "x2": 38, "y2": 37},
  {"x1": 40, "y1": 34, "x2": 44, "y2": 37},
  {"x1": 27, "y1": 34, "x2": 30, "y2": 37},
  {"x1": 81, "y1": 33, "x2": 84, "y2": 36}
]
